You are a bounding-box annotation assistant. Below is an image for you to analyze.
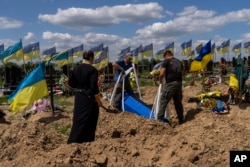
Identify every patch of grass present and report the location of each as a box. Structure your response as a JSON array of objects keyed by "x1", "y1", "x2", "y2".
[
  {"x1": 139, "y1": 79, "x2": 155, "y2": 87},
  {"x1": 53, "y1": 123, "x2": 71, "y2": 136},
  {"x1": 0, "y1": 96, "x2": 8, "y2": 104},
  {"x1": 53, "y1": 96, "x2": 73, "y2": 107}
]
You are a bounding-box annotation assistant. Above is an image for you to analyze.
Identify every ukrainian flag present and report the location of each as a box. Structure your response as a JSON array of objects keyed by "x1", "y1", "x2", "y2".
[
  {"x1": 72, "y1": 44, "x2": 84, "y2": 58},
  {"x1": 23, "y1": 42, "x2": 40, "y2": 61},
  {"x1": 50, "y1": 50, "x2": 69, "y2": 68},
  {"x1": 2, "y1": 40, "x2": 23, "y2": 64},
  {"x1": 232, "y1": 43, "x2": 241, "y2": 54},
  {"x1": 131, "y1": 45, "x2": 141, "y2": 64},
  {"x1": 188, "y1": 50, "x2": 195, "y2": 60},
  {"x1": 181, "y1": 40, "x2": 192, "y2": 56},
  {"x1": 150, "y1": 61, "x2": 163, "y2": 76},
  {"x1": 93, "y1": 46, "x2": 108, "y2": 70},
  {"x1": 217, "y1": 39, "x2": 230, "y2": 54},
  {"x1": 8, "y1": 64, "x2": 48, "y2": 113},
  {"x1": 244, "y1": 41, "x2": 250, "y2": 53},
  {"x1": 42, "y1": 47, "x2": 56, "y2": 61},
  {"x1": 155, "y1": 49, "x2": 164, "y2": 60},
  {"x1": 165, "y1": 42, "x2": 174, "y2": 53},
  {"x1": 190, "y1": 40, "x2": 212, "y2": 72},
  {"x1": 216, "y1": 45, "x2": 223, "y2": 54},
  {"x1": 141, "y1": 43, "x2": 153, "y2": 58},
  {"x1": 67, "y1": 49, "x2": 74, "y2": 64},
  {"x1": 90, "y1": 43, "x2": 103, "y2": 58},
  {"x1": 118, "y1": 46, "x2": 130, "y2": 60}
]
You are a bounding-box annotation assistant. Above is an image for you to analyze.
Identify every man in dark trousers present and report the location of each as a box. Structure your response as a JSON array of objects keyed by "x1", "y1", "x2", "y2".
[
  {"x1": 67, "y1": 51, "x2": 102, "y2": 144},
  {"x1": 110, "y1": 53, "x2": 134, "y2": 109},
  {"x1": 157, "y1": 50, "x2": 184, "y2": 125}
]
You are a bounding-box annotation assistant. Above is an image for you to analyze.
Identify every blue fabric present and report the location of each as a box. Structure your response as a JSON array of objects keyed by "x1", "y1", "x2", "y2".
[
  {"x1": 212, "y1": 100, "x2": 225, "y2": 112},
  {"x1": 123, "y1": 93, "x2": 151, "y2": 118},
  {"x1": 23, "y1": 42, "x2": 39, "y2": 53},
  {"x1": 114, "y1": 60, "x2": 132, "y2": 81}
]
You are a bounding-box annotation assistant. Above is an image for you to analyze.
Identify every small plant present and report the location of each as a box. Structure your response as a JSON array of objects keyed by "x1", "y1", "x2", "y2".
[{"x1": 53, "y1": 123, "x2": 71, "y2": 136}]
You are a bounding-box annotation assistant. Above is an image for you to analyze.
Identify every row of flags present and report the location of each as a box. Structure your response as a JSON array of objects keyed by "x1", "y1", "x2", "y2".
[
  {"x1": 117, "y1": 44, "x2": 153, "y2": 63},
  {"x1": 2, "y1": 39, "x2": 250, "y2": 68},
  {"x1": 180, "y1": 39, "x2": 250, "y2": 58},
  {"x1": 6, "y1": 38, "x2": 246, "y2": 113}
]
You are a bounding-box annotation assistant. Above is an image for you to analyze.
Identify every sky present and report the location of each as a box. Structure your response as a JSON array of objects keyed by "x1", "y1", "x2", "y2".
[{"x1": 1, "y1": 0, "x2": 250, "y2": 62}]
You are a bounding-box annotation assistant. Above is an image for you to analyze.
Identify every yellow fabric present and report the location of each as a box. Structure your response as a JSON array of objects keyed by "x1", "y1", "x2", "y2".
[
  {"x1": 141, "y1": 50, "x2": 153, "y2": 58},
  {"x1": 229, "y1": 74, "x2": 239, "y2": 90},
  {"x1": 93, "y1": 58, "x2": 108, "y2": 70},
  {"x1": 132, "y1": 56, "x2": 138, "y2": 64},
  {"x1": 73, "y1": 50, "x2": 84, "y2": 58},
  {"x1": 3, "y1": 49, "x2": 24, "y2": 63},
  {"x1": 129, "y1": 73, "x2": 136, "y2": 89},
  {"x1": 23, "y1": 50, "x2": 40, "y2": 61},
  {"x1": 9, "y1": 80, "x2": 48, "y2": 114},
  {"x1": 150, "y1": 69, "x2": 160, "y2": 76},
  {"x1": 197, "y1": 91, "x2": 222, "y2": 100},
  {"x1": 181, "y1": 47, "x2": 192, "y2": 56},
  {"x1": 246, "y1": 47, "x2": 250, "y2": 54},
  {"x1": 217, "y1": 46, "x2": 229, "y2": 54},
  {"x1": 190, "y1": 53, "x2": 212, "y2": 72}
]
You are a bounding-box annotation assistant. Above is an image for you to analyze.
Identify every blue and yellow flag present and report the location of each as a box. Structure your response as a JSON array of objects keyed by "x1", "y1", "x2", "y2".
[
  {"x1": 150, "y1": 61, "x2": 163, "y2": 76},
  {"x1": 23, "y1": 42, "x2": 40, "y2": 61},
  {"x1": 155, "y1": 49, "x2": 164, "y2": 61},
  {"x1": 67, "y1": 49, "x2": 74, "y2": 63},
  {"x1": 190, "y1": 40, "x2": 212, "y2": 72},
  {"x1": 188, "y1": 50, "x2": 195, "y2": 60},
  {"x1": 131, "y1": 45, "x2": 142, "y2": 64},
  {"x1": 244, "y1": 41, "x2": 250, "y2": 53},
  {"x1": 141, "y1": 43, "x2": 153, "y2": 58},
  {"x1": 165, "y1": 42, "x2": 174, "y2": 53},
  {"x1": 42, "y1": 47, "x2": 56, "y2": 61},
  {"x1": 8, "y1": 64, "x2": 48, "y2": 113},
  {"x1": 50, "y1": 50, "x2": 69, "y2": 68},
  {"x1": 72, "y1": 44, "x2": 84, "y2": 58},
  {"x1": 181, "y1": 40, "x2": 192, "y2": 56},
  {"x1": 119, "y1": 46, "x2": 130, "y2": 60},
  {"x1": 232, "y1": 43, "x2": 241, "y2": 54},
  {"x1": 93, "y1": 46, "x2": 109, "y2": 70},
  {"x1": 217, "y1": 39, "x2": 230, "y2": 54},
  {"x1": 90, "y1": 43, "x2": 103, "y2": 58},
  {"x1": 2, "y1": 40, "x2": 23, "y2": 63}
]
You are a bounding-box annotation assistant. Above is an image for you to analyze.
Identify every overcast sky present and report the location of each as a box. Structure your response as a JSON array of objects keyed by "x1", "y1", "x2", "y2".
[{"x1": 1, "y1": 0, "x2": 250, "y2": 61}]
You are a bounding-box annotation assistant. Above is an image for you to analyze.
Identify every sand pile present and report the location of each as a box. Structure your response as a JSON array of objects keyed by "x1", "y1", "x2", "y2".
[{"x1": 0, "y1": 84, "x2": 249, "y2": 167}]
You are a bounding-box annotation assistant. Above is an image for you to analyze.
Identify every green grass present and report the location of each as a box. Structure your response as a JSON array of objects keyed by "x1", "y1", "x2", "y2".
[
  {"x1": 53, "y1": 123, "x2": 71, "y2": 136},
  {"x1": 0, "y1": 96, "x2": 8, "y2": 104},
  {"x1": 53, "y1": 96, "x2": 73, "y2": 107},
  {"x1": 139, "y1": 79, "x2": 155, "y2": 87}
]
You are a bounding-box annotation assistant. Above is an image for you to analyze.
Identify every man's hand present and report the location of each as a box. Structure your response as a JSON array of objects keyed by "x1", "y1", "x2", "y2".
[
  {"x1": 121, "y1": 68, "x2": 125, "y2": 75},
  {"x1": 95, "y1": 94, "x2": 103, "y2": 107}
]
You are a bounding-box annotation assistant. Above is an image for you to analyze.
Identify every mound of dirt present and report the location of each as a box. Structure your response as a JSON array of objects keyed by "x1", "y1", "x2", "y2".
[{"x1": 0, "y1": 84, "x2": 249, "y2": 167}]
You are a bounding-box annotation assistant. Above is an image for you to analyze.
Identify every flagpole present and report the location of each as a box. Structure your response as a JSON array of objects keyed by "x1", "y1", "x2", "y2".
[
  {"x1": 48, "y1": 53, "x2": 55, "y2": 117},
  {"x1": 22, "y1": 53, "x2": 27, "y2": 73},
  {"x1": 107, "y1": 47, "x2": 110, "y2": 85}
]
